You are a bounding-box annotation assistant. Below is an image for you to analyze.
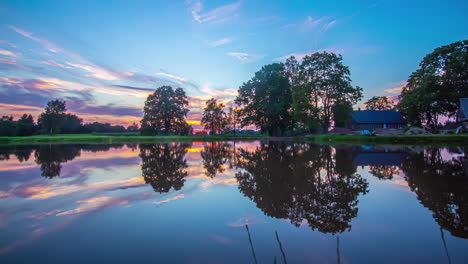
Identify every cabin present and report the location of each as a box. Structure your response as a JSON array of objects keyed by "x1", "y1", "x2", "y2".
[
  {"x1": 456, "y1": 98, "x2": 468, "y2": 126},
  {"x1": 345, "y1": 109, "x2": 407, "y2": 131}
]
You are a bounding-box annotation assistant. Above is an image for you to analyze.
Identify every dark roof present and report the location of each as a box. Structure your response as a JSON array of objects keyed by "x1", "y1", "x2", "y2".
[
  {"x1": 352, "y1": 110, "x2": 406, "y2": 124},
  {"x1": 457, "y1": 98, "x2": 468, "y2": 122}
]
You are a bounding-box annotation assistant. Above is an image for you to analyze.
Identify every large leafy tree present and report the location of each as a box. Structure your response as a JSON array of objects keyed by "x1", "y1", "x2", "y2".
[
  {"x1": 332, "y1": 99, "x2": 354, "y2": 128},
  {"x1": 16, "y1": 114, "x2": 36, "y2": 136},
  {"x1": 364, "y1": 96, "x2": 395, "y2": 110},
  {"x1": 141, "y1": 86, "x2": 190, "y2": 135},
  {"x1": 0, "y1": 116, "x2": 17, "y2": 136},
  {"x1": 38, "y1": 99, "x2": 67, "y2": 134},
  {"x1": 292, "y1": 52, "x2": 362, "y2": 132},
  {"x1": 398, "y1": 40, "x2": 468, "y2": 126},
  {"x1": 61, "y1": 114, "x2": 83, "y2": 134},
  {"x1": 201, "y1": 98, "x2": 228, "y2": 135},
  {"x1": 235, "y1": 63, "x2": 293, "y2": 136}
]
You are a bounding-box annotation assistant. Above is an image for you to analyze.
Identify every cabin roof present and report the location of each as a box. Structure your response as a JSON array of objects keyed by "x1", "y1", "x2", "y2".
[{"x1": 351, "y1": 110, "x2": 406, "y2": 124}]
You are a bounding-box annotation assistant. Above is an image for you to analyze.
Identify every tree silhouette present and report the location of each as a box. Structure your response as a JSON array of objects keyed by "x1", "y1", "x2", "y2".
[
  {"x1": 235, "y1": 142, "x2": 368, "y2": 234},
  {"x1": 200, "y1": 142, "x2": 232, "y2": 178},
  {"x1": 139, "y1": 143, "x2": 190, "y2": 193},
  {"x1": 401, "y1": 148, "x2": 468, "y2": 238}
]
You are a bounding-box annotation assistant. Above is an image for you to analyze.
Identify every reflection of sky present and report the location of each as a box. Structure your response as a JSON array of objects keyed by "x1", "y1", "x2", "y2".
[{"x1": 0, "y1": 142, "x2": 467, "y2": 263}]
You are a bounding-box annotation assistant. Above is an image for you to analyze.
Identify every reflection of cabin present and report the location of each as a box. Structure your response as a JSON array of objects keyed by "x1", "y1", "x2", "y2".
[
  {"x1": 353, "y1": 152, "x2": 408, "y2": 167},
  {"x1": 456, "y1": 98, "x2": 468, "y2": 126},
  {"x1": 346, "y1": 110, "x2": 407, "y2": 131}
]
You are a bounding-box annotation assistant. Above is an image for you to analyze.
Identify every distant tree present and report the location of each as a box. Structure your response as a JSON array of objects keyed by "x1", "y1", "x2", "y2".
[
  {"x1": 38, "y1": 99, "x2": 67, "y2": 134},
  {"x1": 141, "y1": 86, "x2": 190, "y2": 135},
  {"x1": 364, "y1": 96, "x2": 395, "y2": 110},
  {"x1": 235, "y1": 63, "x2": 293, "y2": 136},
  {"x1": 16, "y1": 114, "x2": 36, "y2": 136},
  {"x1": 201, "y1": 98, "x2": 228, "y2": 135},
  {"x1": 398, "y1": 40, "x2": 468, "y2": 126},
  {"x1": 83, "y1": 122, "x2": 126, "y2": 133},
  {"x1": 0, "y1": 116, "x2": 17, "y2": 136},
  {"x1": 226, "y1": 107, "x2": 241, "y2": 134},
  {"x1": 293, "y1": 52, "x2": 362, "y2": 132},
  {"x1": 332, "y1": 99, "x2": 354, "y2": 128},
  {"x1": 127, "y1": 123, "x2": 139, "y2": 132},
  {"x1": 60, "y1": 114, "x2": 83, "y2": 134}
]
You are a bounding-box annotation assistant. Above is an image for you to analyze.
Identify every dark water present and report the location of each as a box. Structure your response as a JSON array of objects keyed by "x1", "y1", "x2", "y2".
[{"x1": 0, "y1": 141, "x2": 467, "y2": 264}]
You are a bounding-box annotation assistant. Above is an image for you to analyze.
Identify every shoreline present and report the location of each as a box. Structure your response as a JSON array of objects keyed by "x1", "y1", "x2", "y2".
[{"x1": 0, "y1": 133, "x2": 467, "y2": 146}]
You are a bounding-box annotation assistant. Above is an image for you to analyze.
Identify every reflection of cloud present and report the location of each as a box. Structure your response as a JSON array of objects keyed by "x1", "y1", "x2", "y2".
[
  {"x1": 200, "y1": 177, "x2": 238, "y2": 188},
  {"x1": 57, "y1": 196, "x2": 128, "y2": 216},
  {"x1": 227, "y1": 215, "x2": 268, "y2": 227},
  {"x1": 11, "y1": 177, "x2": 145, "y2": 200},
  {"x1": 209, "y1": 234, "x2": 234, "y2": 245},
  {"x1": 153, "y1": 193, "x2": 185, "y2": 205}
]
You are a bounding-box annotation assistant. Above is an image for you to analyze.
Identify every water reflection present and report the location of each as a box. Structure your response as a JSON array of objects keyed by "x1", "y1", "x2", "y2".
[
  {"x1": 139, "y1": 143, "x2": 190, "y2": 193},
  {"x1": 1, "y1": 142, "x2": 468, "y2": 249},
  {"x1": 401, "y1": 147, "x2": 468, "y2": 238},
  {"x1": 235, "y1": 142, "x2": 369, "y2": 234}
]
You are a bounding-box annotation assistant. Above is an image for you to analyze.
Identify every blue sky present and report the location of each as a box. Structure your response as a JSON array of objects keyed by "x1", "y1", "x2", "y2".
[{"x1": 0, "y1": 0, "x2": 467, "y2": 127}]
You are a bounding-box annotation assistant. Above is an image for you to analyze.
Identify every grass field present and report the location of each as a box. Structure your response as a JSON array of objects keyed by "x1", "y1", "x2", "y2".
[{"x1": 0, "y1": 133, "x2": 468, "y2": 146}]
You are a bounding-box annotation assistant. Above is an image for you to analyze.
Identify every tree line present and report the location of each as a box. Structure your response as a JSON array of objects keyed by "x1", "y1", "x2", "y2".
[
  {"x1": 0, "y1": 99, "x2": 139, "y2": 136},
  {"x1": 2, "y1": 40, "x2": 465, "y2": 137}
]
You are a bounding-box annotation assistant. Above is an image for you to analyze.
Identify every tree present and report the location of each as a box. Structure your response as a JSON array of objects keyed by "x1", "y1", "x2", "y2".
[
  {"x1": 332, "y1": 99, "x2": 353, "y2": 127},
  {"x1": 235, "y1": 63, "x2": 293, "y2": 136},
  {"x1": 61, "y1": 114, "x2": 83, "y2": 134},
  {"x1": 127, "y1": 123, "x2": 139, "y2": 132},
  {"x1": 364, "y1": 96, "x2": 395, "y2": 110},
  {"x1": 38, "y1": 99, "x2": 67, "y2": 134},
  {"x1": 226, "y1": 107, "x2": 241, "y2": 134},
  {"x1": 398, "y1": 40, "x2": 468, "y2": 127},
  {"x1": 201, "y1": 98, "x2": 228, "y2": 135},
  {"x1": 0, "y1": 116, "x2": 17, "y2": 136},
  {"x1": 16, "y1": 114, "x2": 36, "y2": 136},
  {"x1": 141, "y1": 86, "x2": 190, "y2": 135},
  {"x1": 293, "y1": 52, "x2": 362, "y2": 132}
]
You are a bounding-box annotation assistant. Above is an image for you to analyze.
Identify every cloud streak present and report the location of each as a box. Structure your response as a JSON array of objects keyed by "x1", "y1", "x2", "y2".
[
  {"x1": 190, "y1": 1, "x2": 241, "y2": 24},
  {"x1": 209, "y1": 37, "x2": 234, "y2": 47}
]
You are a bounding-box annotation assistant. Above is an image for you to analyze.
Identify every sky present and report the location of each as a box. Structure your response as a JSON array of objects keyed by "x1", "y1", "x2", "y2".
[{"x1": 0, "y1": 0, "x2": 467, "y2": 129}]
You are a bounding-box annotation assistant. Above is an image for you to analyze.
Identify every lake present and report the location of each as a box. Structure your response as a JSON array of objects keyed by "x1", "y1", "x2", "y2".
[{"x1": 0, "y1": 141, "x2": 467, "y2": 263}]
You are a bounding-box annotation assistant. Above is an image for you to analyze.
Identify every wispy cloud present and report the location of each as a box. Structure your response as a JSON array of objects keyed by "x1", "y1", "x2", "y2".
[
  {"x1": 9, "y1": 26, "x2": 60, "y2": 53},
  {"x1": 67, "y1": 62, "x2": 120, "y2": 81},
  {"x1": 190, "y1": 1, "x2": 241, "y2": 24},
  {"x1": 209, "y1": 37, "x2": 233, "y2": 47},
  {"x1": 155, "y1": 72, "x2": 188, "y2": 82},
  {"x1": 282, "y1": 15, "x2": 336, "y2": 33},
  {"x1": 40, "y1": 60, "x2": 72, "y2": 69},
  {"x1": 0, "y1": 49, "x2": 18, "y2": 57},
  {"x1": 227, "y1": 52, "x2": 256, "y2": 63},
  {"x1": 384, "y1": 81, "x2": 406, "y2": 94}
]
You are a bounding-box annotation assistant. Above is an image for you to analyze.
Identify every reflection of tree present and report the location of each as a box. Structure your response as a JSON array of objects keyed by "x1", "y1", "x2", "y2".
[
  {"x1": 401, "y1": 148, "x2": 468, "y2": 238},
  {"x1": 139, "y1": 143, "x2": 190, "y2": 193},
  {"x1": 369, "y1": 165, "x2": 400, "y2": 180},
  {"x1": 201, "y1": 142, "x2": 232, "y2": 178},
  {"x1": 0, "y1": 146, "x2": 35, "y2": 162},
  {"x1": 34, "y1": 145, "x2": 81, "y2": 178},
  {"x1": 235, "y1": 142, "x2": 368, "y2": 234}
]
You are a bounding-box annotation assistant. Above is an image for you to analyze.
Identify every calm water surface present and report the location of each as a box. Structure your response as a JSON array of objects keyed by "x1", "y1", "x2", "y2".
[{"x1": 0, "y1": 141, "x2": 467, "y2": 263}]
